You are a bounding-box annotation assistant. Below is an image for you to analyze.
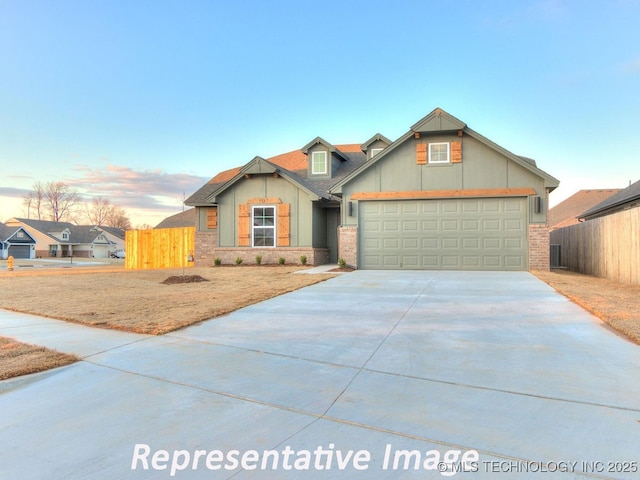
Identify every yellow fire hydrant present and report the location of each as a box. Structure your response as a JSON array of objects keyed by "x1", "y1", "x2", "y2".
[{"x1": 7, "y1": 255, "x2": 14, "y2": 271}]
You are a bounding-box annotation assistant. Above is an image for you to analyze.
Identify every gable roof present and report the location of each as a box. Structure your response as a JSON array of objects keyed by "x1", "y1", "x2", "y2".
[
  {"x1": 155, "y1": 208, "x2": 197, "y2": 229},
  {"x1": 185, "y1": 144, "x2": 365, "y2": 206},
  {"x1": 0, "y1": 223, "x2": 35, "y2": 243},
  {"x1": 301, "y1": 137, "x2": 349, "y2": 162},
  {"x1": 0, "y1": 222, "x2": 18, "y2": 241},
  {"x1": 548, "y1": 189, "x2": 622, "y2": 229},
  {"x1": 199, "y1": 156, "x2": 337, "y2": 203},
  {"x1": 330, "y1": 108, "x2": 560, "y2": 194},
  {"x1": 579, "y1": 179, "x2": 640, "y2": 220},
  {"x1": 99, "y1": 226, "x2": 126, "y2": 240},
  {"x1": 9, "y1": 218, "x2": 117, "y2": 245},
  {"x1": 360, "y1": 133, "x2": 392, "y2": 153}
]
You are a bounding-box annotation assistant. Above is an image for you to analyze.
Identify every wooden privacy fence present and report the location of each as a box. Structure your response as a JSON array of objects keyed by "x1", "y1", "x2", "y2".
[
  {"x1": 550, "y1": 207, "x2": 639, "y2": 285},
  {"x1": 125, "y1": 227, "x2": 195, "y2": 270}
]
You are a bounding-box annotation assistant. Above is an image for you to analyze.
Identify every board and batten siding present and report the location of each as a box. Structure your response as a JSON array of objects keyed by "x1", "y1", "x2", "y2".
[
  {"x1": 217, "y1": 175, "x2": 313, "y2": 248},
  {"x1": 341, "y1": 133, "x2": 547, "y2": 227}
]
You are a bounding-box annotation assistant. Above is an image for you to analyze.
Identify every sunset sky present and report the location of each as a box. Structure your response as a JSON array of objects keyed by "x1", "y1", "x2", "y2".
[{"x1": 1, "y1": 0, "x2": 638, "y2": 227}]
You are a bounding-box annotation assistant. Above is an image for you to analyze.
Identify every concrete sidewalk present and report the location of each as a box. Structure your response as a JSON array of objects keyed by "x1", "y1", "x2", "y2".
[{"x1": 1, "y1": 271, "x2": 639, "y2": 479}]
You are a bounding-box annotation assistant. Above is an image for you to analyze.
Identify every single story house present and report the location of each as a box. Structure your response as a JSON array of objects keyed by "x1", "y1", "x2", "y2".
[
  {"x1": 0, "y1": 222, "x2": 36, "y2": 259},
  {"x1": 548, "y1": 189, "x2": 621, "y2": 230},
  {"x1": 579, "y1": 179, "x2": 640, "y2": 221},
  {"x1": 5, "y1": 218, "x2": 125, "y2": 258},
  {"x1": 186, "y1": 108, "x2": 560, "y2": 271}
]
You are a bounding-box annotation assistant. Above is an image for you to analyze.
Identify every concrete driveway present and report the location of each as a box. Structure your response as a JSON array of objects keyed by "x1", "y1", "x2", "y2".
[{"x1": 1, "y1": 271, "x2": 639, "y2": 479}]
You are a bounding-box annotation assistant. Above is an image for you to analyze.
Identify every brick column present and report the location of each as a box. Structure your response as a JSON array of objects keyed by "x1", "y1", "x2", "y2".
[
  {"x1": 195, "y1": 231, "x2": 217, "y2": 266},
  {"x1": 338, "y1": 226, "x2": 358, "y2": 268},
  {"x1": 529, "y1": 224, "x2": 550, "y2": 271}
]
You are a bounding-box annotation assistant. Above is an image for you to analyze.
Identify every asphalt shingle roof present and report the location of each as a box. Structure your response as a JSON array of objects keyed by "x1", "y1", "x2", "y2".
[
  {"x1": 185, "y1": 144, "x2": 366, "y2": 206},
  {"x1": 579, "y1": 179, "x2": 640, "y2": 220},
  {"x1": 548, "y1": 189, "x2": 621, "y2": 229},
  {"x1": 155, "y1": 208, "x2": 196, "y2": 229}
]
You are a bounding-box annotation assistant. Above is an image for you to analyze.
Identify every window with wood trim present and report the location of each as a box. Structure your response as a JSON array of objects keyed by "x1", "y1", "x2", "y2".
[
  {"x1": 206, "y1": 207, "x2": 218, "y2": 229},
  {"x1": 252, "y1": 206, "x2": 276, "y2": 247},
  {"x1": 311, "y1": 151, "x2": 328, "y2": 175},
  {"x1": 428, "y1": 143, "x2": 450, "y2": 164}
]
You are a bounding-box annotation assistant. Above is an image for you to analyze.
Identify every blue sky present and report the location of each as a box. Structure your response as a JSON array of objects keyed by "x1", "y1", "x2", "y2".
[{"x1": 1, "y1": 0, "x2": 638, "y2": 226}]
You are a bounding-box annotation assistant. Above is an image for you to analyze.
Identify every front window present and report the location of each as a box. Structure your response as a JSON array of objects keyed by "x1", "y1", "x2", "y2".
[
  {"x1": 429, "y1": 143, "x2": 450, "y2": 164},
  {"x1": 252, "y1": 206, "x2": 276, "y2": 247},
  {"x1": 311, "y1": 151, "x2": 328, "y2": 175}
]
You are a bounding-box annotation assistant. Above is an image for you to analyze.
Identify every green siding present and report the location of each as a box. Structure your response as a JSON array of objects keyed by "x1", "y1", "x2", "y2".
[
  {"x1": 342, "y1": 134, "x2": 549, "y2": 226},
  {"x1": 216, "y1": 175, "x2": 315, "y2": 247}
]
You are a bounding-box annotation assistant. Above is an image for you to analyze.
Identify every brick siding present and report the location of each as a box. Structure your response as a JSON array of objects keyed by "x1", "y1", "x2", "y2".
[
  {"x1": 194, "y1": 231, "x2": 217, "y2": 266},
  {"x1": 338, "y1": 225, "x2": 358, "y2": 268},
  {"x1": 529, "y1": 224, "x2": 550, "y2": 271},
  {"x1": 210, "y1": 247, "x2": 329, "y2": 266}
]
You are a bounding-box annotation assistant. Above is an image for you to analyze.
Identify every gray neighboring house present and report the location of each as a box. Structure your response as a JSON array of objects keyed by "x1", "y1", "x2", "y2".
[
  {"x1": 5, "y1": 218, "x2": 125, "y2": 258},
  {"x1": 186, "y1": 108, "x2": 560, "y2": 271},
  {"x1": 0, "y1": 222, "x2": 36, "y2": 259},
  {"x1": 579, "y1": 179, "x2": 640, "y2": 221}
]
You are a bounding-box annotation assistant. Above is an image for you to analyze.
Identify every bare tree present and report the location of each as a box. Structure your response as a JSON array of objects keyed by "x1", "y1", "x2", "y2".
[
  {"x1": 106, "y1": 205, "x2": 132, "y2": 230},
  {"x1": 85, "y1": 197, "x2": 112, "y2": 226},
  {"x1": 43, "y1": 181, "x2": 82, "y2": 222},
  {"x1": 85, "y1": 197, "x2": 132, "y2": 230},
  {"x1": 21, "y1": 181, "x2": 46, "y2": 219}
]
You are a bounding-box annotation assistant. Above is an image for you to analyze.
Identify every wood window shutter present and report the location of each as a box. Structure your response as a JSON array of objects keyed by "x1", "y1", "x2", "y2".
[
  {"x1": 277, "y1": 203, "x2": 290, "y2": 247},
  {"x1": 238, "y1": 204, "x2": 250, "y2": 246},
  {"x1": 206, "y1": 207, "x2": 218, "y2": 229},
  {"x1": 451, "y1": 141, "x2": 462, "y2": 163},
  {"x1": 416, "y1": 143, "x2": 427, "y2": 165}
]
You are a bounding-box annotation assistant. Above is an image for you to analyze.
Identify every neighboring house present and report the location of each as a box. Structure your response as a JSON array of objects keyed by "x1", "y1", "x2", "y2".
[
  {"x1": 5, "y1": 218, "x2": 125, "y2": 258},
  {"x1": 0, "y1": 222, "x2": 36, "y2": 259},
  {"x1": 579, "y1": 179, "x2": 640, "y2": 221},
  {"x1": 548, "y1": 189, "x2": 621, "y2": 230},
  {"x1": 186, "y1": 108, "x2": 559, "y2": 271},
  {"x1": 155, "y1": 208, "x2": 196, "y2": 229}
]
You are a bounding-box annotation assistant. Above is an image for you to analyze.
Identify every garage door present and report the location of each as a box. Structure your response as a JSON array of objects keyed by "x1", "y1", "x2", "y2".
[
  {"x1": 8, "y1": 245, "x2": 31, "y2": 259},
  {"x1": 359, "y1": 197, "x2": 528, "y2": 270}
]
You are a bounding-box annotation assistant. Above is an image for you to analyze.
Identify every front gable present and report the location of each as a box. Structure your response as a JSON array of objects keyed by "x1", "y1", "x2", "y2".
[
  {"x1": 331, "y1": 108, "x2": 559, "y2": 198},
  {"x1": 411, "y1": 108, "x2": 466, "y2": 133}
]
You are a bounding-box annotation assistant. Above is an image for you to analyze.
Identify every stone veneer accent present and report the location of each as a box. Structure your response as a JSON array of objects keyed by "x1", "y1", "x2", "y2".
[
  {"x1": 338, "y1": 225, "x2": 358, "y2": 268},
  {"x1": 528, "y1": 224, "x2": 550, "y2": 271}
]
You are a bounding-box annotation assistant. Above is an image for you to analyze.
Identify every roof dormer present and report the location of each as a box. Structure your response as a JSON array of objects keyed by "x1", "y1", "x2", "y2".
[
  {"x1": 301, "y1": 137, "x2": 348, "y2": 180},
  {"x1": 360, "y1": 133, "x2": 392, "y2": 160}
]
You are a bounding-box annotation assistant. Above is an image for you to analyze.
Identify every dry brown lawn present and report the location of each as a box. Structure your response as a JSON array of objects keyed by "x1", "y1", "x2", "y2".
[
  {"x1": 533, "y1": 269, "x2": 640, "y2": 344},
  {"x1": 0, "y1": 337, "x2": 78, "y2": 380},
  {"x1": 0, "y1": 265, "x2": 335, "y2": 335}
]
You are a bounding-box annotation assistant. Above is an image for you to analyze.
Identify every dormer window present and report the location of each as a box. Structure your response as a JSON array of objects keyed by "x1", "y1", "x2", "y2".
[
  {"x1": 370, "y1": 148, "x2": 384, "y2": 158},
  {"x1": 62, "y1": 232, "x2": 69, "y2": 240},
  {"x1": 311, "y1": 151, "x2": 328, "y2": 175}
]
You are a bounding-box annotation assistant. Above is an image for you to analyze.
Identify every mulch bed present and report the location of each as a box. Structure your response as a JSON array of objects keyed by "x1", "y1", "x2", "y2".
[{"x1": 161, "y1": 275, "x2": 209, "y2": 285}]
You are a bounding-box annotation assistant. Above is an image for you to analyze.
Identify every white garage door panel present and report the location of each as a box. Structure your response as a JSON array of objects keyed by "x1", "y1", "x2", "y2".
[{"x1": 359, "y1": 197, "x2": 528, "y2": 270}]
